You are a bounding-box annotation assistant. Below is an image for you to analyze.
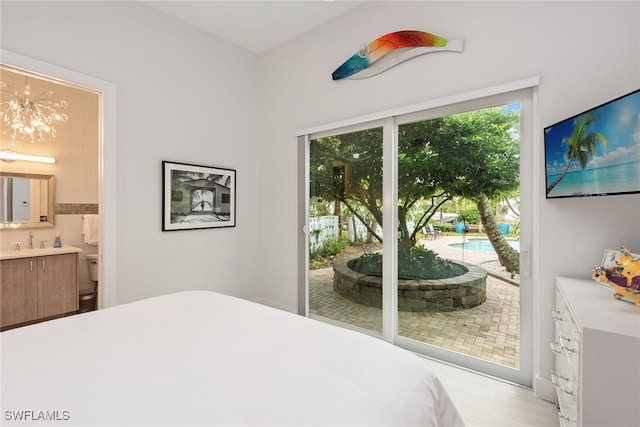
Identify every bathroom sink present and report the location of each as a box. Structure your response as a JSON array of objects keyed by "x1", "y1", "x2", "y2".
[{"x1": 0, "y1": 246, "x2": 82, "y2": 260}]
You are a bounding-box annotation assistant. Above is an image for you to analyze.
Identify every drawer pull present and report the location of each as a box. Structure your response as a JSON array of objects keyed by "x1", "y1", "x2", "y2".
[
  {"x1": 550, "y1": 340, "x2": 563, "y2": 354},
  {"x1": 551, "y1": 371, "x2": 572, "y2": 384},
  {"x1": 557, "y1": 387, "x2": 576, "y2": 396},
  {"x1": 559, "y1": 335, "x2": 579, "y2": 352},
  {"x1": 559, "y1": 413, "x2": 577, "y2": 423},
  {"x1": 550, "y1": 340, "x2": 577, "y2": 355},
  {"x1": 551, "y1": 371, "x2": 577, "y2": 396}
]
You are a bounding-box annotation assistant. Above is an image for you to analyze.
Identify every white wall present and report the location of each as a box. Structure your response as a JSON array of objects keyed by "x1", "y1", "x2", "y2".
[
  {"x1": 256, "y1": 0, "x2": 640, "y2": 393},
  {"x1": 1, "y1": 1, "x2": 263, "y2": 302}
]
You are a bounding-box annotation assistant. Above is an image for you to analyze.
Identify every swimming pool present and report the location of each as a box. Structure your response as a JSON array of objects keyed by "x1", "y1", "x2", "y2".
[{"x1": 448, "y1": 238, "x2": 519, "y2": 253}]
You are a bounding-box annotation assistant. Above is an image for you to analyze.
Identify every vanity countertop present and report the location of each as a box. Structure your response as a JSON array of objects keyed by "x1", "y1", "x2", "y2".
[{"x1": 0, "y1": 246, "x2": 82, "y2": 260}]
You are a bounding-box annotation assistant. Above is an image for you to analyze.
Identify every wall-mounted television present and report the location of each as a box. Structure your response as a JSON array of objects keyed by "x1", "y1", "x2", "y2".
[{"x1": 544, "y1": 88, "x2": 640, "y2": 199}]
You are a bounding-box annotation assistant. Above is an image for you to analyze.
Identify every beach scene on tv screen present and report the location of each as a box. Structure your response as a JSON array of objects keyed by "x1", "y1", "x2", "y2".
[{"x1": 545, "y1": 89, "x2": 640, "y2": 198}]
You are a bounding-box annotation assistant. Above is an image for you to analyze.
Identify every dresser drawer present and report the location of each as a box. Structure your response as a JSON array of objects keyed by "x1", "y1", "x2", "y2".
[
  {"x1": 551, "y1": 368, "x2": 577, "y2": 426},
  {"x1": 552, "y1": 289, "x2": 580, "y2": 380},
  {"x1": 553, "y1": 286, "x2": 579, "y2": 426}
]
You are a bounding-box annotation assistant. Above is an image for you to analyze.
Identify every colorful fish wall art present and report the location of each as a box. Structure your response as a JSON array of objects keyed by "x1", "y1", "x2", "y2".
[{"x1": 332, "y1": 30, "x2": 464, "y2": 81}]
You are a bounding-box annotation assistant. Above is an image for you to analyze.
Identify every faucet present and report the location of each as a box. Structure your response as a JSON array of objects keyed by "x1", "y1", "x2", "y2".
[{"x1": 28, "y1": 231, "x2": 34, "y2": 250}]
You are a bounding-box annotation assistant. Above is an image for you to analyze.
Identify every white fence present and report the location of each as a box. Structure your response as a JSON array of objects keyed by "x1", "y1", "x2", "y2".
[
  {"x1": 347, "y1": 216, "x2": 382, "y2": 242},
  {"x1": 309, "y1": 216, "x2": 339, "y2": 251},
  {"x1": 310, "y1": 215, "x2": 383, "y2": 250}
]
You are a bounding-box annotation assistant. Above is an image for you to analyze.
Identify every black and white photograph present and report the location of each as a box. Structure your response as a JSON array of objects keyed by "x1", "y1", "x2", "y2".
[{"x1": 162, "y1": 161, "x2": 236, "y2": 231}]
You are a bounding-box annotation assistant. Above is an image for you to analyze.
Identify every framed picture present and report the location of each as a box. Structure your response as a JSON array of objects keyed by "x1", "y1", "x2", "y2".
[
  {"x1": 601, "y1": 248, "x2": 640, "y2": 268},
  {"x1": 162, "y1": 161, "x2": 236, "y2": 231}
]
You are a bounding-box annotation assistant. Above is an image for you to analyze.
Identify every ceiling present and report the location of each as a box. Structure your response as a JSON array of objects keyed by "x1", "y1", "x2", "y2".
[{"x1": 141, "y1": 1, "x2": 367, "y2": 54}]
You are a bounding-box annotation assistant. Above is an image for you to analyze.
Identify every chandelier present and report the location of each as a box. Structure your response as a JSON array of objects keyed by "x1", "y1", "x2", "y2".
[{"x1": 0, "y1": 77, "x2": 68, "y2": 144}]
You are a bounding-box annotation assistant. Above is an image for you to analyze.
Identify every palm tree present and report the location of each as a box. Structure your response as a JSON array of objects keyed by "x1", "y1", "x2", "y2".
[
  {"x1": 476, "y1": 194, "x2": 520, "y2": 274},
  {"x1": 546, "y1": 113, "x2": 608, "y2": 195}
]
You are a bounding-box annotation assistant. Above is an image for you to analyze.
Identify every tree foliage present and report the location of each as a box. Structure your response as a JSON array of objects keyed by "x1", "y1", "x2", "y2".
[
  {"x1": 309, "y1": 106, "x2": 521, "y2": 269},
  {"x1": 310, "y1": 127, "x2": 384, "y2": 241}
]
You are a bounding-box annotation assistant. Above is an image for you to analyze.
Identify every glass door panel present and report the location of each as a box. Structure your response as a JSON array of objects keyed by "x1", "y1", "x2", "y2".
[
  {"x1": 308, "y1": 126, "x2": 383, "y2": 335},
  {"x1": 396, "y1": 103, "x2": 527, "y2": 379}
]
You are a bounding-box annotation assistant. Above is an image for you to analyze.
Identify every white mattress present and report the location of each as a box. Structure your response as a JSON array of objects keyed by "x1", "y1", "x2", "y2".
[{"x1": 1, "y1": 291, "x2": 465, "y2": 426}]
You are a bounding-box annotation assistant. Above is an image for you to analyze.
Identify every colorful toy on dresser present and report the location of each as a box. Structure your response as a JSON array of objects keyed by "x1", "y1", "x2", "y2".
[{"x1": 592, "y1": 246, "x2": 640, "y2": 306}]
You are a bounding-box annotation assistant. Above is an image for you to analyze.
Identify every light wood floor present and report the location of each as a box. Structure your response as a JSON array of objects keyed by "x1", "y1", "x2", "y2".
[{"x1": 425, "y1": 358, "x2": 560, "y2": 426}]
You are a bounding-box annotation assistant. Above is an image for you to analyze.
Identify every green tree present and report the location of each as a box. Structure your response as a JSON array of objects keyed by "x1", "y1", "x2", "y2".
[
  {"x1": 546, "y1": 113, "x2": 608, "y2": 195},
  {"x1": 403, "y1": 108, "x2": 521, "y2": 272},
  {"x1": 310, "y1": 127, "x2": 385, "y2": 242},
  {"x1": 310, "y1": 106, "x2": 521, "y2": 271}
]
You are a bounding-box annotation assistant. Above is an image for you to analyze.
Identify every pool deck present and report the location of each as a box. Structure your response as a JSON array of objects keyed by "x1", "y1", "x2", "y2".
[{"x1": 309, "y1": 235, "x2": 520, "y2": 368}]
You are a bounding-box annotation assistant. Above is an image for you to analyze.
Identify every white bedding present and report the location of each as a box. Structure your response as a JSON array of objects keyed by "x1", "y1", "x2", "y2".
[{"x1": 1, "y1": 291, "x2": 465, "y2": 426}]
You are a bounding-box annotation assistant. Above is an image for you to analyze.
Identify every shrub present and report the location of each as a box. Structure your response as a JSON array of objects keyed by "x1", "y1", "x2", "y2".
[
  {"x1": 310, "y1": 237, "x2": 348, "y2": 260},
  {"x1": 458, "y1": 208, "x2": 479, "y2": 224},
  {"x1": 349, "y1": 246, "x2": 467, "y2": 280}
]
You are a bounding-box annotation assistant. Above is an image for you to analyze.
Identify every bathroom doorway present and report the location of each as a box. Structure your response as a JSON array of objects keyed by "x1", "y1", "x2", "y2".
[
  {"x1": 1, "y1": 65, "x2": 100, "y2": 307},
  {"x1": 1, "y1": 49, "x2": 118, "y2": 309}
]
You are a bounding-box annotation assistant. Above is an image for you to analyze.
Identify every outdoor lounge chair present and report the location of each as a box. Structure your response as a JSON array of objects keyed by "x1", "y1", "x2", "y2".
[{"x1": 424, "y1": 224, "x2": 442, "y2": 240}]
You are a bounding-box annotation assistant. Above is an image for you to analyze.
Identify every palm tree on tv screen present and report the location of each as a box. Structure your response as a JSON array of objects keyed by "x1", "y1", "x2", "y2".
[{"x1": 546, "y1": 113, "x2": 608, "y2": 195}]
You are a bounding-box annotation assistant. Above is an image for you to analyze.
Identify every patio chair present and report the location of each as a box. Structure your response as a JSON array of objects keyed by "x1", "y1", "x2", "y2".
[{"x1": 424, "y1": 224, "x2": 442, "y2": 240}]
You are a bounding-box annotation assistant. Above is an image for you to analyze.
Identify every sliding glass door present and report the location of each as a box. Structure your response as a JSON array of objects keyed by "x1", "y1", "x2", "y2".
[{"x1": 300, "y1": 84, "x2": 535, "y2": 386}]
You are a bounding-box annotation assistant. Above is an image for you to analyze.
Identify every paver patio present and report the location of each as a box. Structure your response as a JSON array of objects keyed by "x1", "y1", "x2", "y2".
[{"x1": 309, "y1": 235, "x2": 520, "y2": 368}]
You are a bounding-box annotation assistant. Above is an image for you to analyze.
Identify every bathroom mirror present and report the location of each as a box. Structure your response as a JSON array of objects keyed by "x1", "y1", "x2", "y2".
[{"x1": 0, "y1": 171, "x2": 55, "y2": 229}]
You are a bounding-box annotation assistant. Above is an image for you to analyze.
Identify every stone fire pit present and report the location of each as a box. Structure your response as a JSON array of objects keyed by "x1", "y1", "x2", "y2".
[{"x1": 333, "y1": 255, "x2": 487, "y2": 311}]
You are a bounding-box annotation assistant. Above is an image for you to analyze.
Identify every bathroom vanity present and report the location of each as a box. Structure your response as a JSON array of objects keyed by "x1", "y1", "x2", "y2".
[{"x1": 1, "y1": 246, "x2": 80, "y2": 330}]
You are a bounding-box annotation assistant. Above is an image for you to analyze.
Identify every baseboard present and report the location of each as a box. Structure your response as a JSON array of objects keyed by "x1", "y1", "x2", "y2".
[
  {"x1": 534, "y1": 374, "x2": 556, "y2": 403},
  {"x1": 249, "y1": 296, "x2": 296, "y2": 313}
]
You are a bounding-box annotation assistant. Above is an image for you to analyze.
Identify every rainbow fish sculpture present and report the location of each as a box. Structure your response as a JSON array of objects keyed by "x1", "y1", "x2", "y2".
[
  {"x1": 592, "y1": 246, "x2": 640, "y2": 306},
  {"x1": 332, "y1": 30, "x2": 464, "y2": 80}
]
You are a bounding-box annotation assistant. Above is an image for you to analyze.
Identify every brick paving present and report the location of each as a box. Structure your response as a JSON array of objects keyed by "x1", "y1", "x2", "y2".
[{"x1": 309, "y1": 235, "x2": 520, "y2": 368}]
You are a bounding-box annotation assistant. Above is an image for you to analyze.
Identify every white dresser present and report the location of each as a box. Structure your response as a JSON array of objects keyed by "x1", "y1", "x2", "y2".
[{"x1": 552, "y1": 276, "x2": 640, "y2": 427}]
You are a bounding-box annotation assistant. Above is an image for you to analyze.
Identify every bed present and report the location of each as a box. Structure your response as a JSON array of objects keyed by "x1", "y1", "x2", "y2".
[{"x1": 1, "y1": 290, "x2": 465, "y2": 426}]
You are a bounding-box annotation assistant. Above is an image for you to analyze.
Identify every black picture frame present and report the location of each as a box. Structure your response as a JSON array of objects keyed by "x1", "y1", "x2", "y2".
[{"x1": 162, "y1": 161, "x2": 236, "y2": 231}]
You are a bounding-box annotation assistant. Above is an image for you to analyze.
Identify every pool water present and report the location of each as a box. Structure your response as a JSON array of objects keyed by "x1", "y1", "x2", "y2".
[{"x1": 449, "y1": 238, "x2": 519, "y2": 253}]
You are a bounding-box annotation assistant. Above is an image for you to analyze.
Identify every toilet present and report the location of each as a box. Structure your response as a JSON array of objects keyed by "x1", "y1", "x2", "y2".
[
  {"x1": 87, "y1": 253, "x2": 99, "y2": 282},
  {"x1": 80, "y1": 253, "x2": 99, "y2": 313}
]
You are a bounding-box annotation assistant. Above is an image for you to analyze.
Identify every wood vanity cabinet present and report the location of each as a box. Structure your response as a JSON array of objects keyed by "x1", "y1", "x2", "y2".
[{"x1": 1, "y1": 253, "x2": 78, "y2": 329}]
